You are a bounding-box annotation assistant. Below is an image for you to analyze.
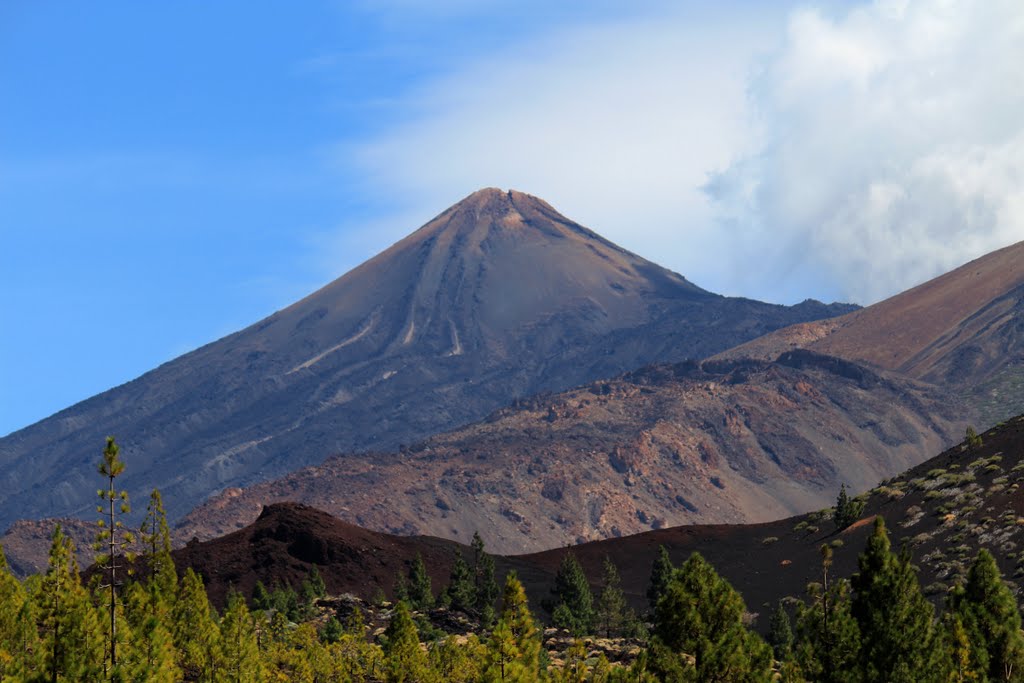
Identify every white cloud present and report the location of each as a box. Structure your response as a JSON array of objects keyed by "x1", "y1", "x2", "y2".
[
  {"x1": 335, "y1": 5, "x2": 781, "y2": 296},
  {"x1": 708, "y1": 0, "x2": 1024, "y2": 303},
  {"x1": 339, "y1": 0, "x2": 1024, "y2": 305}
]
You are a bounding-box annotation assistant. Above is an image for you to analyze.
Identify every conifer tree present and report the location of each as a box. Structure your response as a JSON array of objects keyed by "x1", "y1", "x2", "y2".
[
  {"x1": 39, "y1": 525, "x2": 105, "y2": 682},
  {"x1": 937, "y1": 611, "x2": 979, "y2": 683},
  {"x1": 793, "y1": 547, "x2": 860, "y2": 683},
  {"x1": 123, "y1": 581, "x2": 180, "y2": 683},
  {"x1": 556, "y1": 638, "x2": 589, "y2": 683},
  {"x1": 8, "y1": 581, "x2": 43, "y2": 681},
  {"x1": 408, "y1": 553, "x2": 434, "y2": 611},
  {"x1": 767, "y1": 601, "x2": 793, "y2": 661},
  {"x1": 251, "y1": 581, "x2": 271, "y2": 612},
  {"x1": 965, "y1": 426, "x2": 983, "y2": 451},
  {"x1": 483, "y1": 572, "x2": 541, "y2": 682},
  {"x1": 950, "y1": 548, "x2": 1024, "y2": 682},
  {"x1": 445, "y1": 551, "x2": 475, "y2": 614},
  {"x1": 382, "y1": 600, "x2": 432, "y2": 683},
  {"x1": 597, "y1": 556, "x2": 628, "y2": 638},
  {"x1": 647, "y1": 545, "x2": 674, "y2": 613},
  {"x1": 95, "y1": 435, "x2": 134, "y2": 676},
  {"x1": 172, "y1": 568, "x2": 219, "y2": 682},
  {"x1": 139, "y1": 488, "x2": 177, "y2": 602},
  {"x1": 851, "y1": 517, "x2": 935, "y2": 683},
  {"x1": 430, "y1": 634, "x2": 484, "y2": 682},
  {"x1": 653, "y1": 552, "x2": 772, "y2": 682},
  {"x1": 549, "y1": 552, "x2": 594, "y2": 635},
  {"x1": 472, "y1": 532, "x2": 499, "y2": 625},
  {"x1": 217, "y1": 590, "x2": 265, "y2": 682},
  {"x1": 0, "y1": 544, "x2": 28, "y2": 680},
  {"x1": 832, "y1": 484, "x2": 865, "y2": 531}
]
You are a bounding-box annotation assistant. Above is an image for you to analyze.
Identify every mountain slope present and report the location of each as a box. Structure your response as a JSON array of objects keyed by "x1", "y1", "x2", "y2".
[
  {"x1": 175, "y1": 350, "x2": 962, "y2": 554},
  {"x1": 160, "y1": 416, "x2": 1024, "y2": 622},
  {"x1": 718, "y1": 240, "x2": 1024, "y2": 424},
  {"x1": 0, "y1": 189, "x2": 852, "y2": 529}
]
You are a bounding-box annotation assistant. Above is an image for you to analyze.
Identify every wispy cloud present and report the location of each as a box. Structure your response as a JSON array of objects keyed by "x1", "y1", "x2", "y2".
[{"x1": 334, "y1": 0, "x2": 1024, "y2": 305}]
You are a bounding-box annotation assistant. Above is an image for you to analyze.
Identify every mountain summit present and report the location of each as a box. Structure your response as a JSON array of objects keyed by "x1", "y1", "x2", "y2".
[{"x1": 0, "y1": 189, "x2": 853, "y2": 528}]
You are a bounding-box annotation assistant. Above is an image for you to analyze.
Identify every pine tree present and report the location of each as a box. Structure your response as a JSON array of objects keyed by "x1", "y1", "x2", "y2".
[
  {"x1": 172, "y1": 568, "x2": 219, "y2": 681},
  {"x1": 217, "y1": 590, "x2": 265, "y2": 682},
  {"x1": 8, "y1": 580, "x2": 43, "y2": 681},
  {"x1": 445, "y1": 551, "x2": 475, "y2": 614},
  {"x1": 382, "y1": 600, "x2": 432, "y2": 683},
  {"x1": 965, "y1": 426, "x2": 983, "y2": 451},
  {"x1": 767, "y1": 601, "x2": 793, "y2": 661},
  {"x1": 851, "y1": 517, "x2": 935, "y2": 683},
  {"x1": 597, "y1": 556, "x2": 629, "y2": 638},
  {"x1": 793, "y1": 548, "x2": 860, "y2": 683},
  {"x1": 950, "y1": 548, "x2": 1024, "y2": 682},
  {"x1": 39, "y1": 525, "x2": 105, "y2": 682},
  {"x1": 483, "y1": 572, "x2": 541, "y2": 683},
  {"x1": 123, "y1": 582, "x2": 180, "y2": 683},
  {"x1": 936, "y1": 611, "x2": 979, "y2": 683},
  {"x1": 653, "y1": 552, "x2": 772, "y2": 682},
  {"x1": 549, "y1": 552, "x2": 594, "y2": 635},
  {"x1": 408, "y1": 554, "x2": 434, "y2": 611},
  {"x1": 472, "y1": 532, "x2": 499, "y2": 625},
  {"x1": 139, "y1": 488, "x2": 177, "y2": 602},
  {"x1": 647, "y1": 545, "x2": 674, "y2": 614},
  {"x1": 251, "y1": 581, "x2": 271, "y2": 612},
  {"x1": 94, "y1": 435, "x2": 135, "y2": 677},
  {"x1": 832, "y1": 484, "x2": 865, "y2": 531},
  {"x1": 429, "y1": 634, "x2": 484, "y2": 682},
  {"x1": 555, "y1": 638, "x2": 589, "y2": 683},
  {"x1": 0, "y1": 544, "x2": 28, "y2": 680}
]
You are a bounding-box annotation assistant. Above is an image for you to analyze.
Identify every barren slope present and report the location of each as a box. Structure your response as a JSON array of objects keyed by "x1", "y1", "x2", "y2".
[
  {"x1": 0, "y1": 189, "x2": 852, "y2": 530},
  {"x1": 718, "y1": 240, "x2": 1024, "y2": 424},
  {"x1": 156, "y1": 417, "x2": 1024, "y2": 624},
  {"x1": 175, "y1": 350, "x2": 962, "y2": 554}
]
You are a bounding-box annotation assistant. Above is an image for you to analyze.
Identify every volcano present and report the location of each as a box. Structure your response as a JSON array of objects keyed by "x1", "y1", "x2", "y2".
[{"x1": 0, "y1": 188, "x2": 852, "y2": 529}]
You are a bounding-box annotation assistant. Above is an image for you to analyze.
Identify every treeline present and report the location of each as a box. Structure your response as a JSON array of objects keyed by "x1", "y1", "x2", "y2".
[
  {"x1": 4, "y1": 510, "x2": 1023, "y2": 682},
  {"x1": 2, "y1": 439, "x2": 1024, "y2": 681}
]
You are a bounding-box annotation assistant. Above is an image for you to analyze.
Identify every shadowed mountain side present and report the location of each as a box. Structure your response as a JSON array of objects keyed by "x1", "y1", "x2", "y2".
[
  {"x1": 0, "y1": 189, "x2": 854, "y2": 530},
  {"x1": 717, "y1": 240, "x2": 1024, "y2": 425},
  {"x1": 174, "y1": 350, "x2": 963, "y2": 555},
  {"x1": 155, "y1": 416, "x2": 1024, "y2": 625}
]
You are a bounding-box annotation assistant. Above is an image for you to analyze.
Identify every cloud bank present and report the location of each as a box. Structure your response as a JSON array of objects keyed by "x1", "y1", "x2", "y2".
[
  {"x1": 708, "y1": 0, "x2": 1024, "y2": 303},
  {"x1": 344, "y1": 0, "x2": 1024, "y2": 305}
]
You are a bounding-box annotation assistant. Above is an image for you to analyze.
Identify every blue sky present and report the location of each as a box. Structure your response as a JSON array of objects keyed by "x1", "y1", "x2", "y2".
[{"x1": 3, "y1": 0, "x2": 1023, "y2": 435}]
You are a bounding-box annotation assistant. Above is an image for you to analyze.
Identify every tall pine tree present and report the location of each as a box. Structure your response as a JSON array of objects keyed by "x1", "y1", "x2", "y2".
[
  {"x1": 850, "y1": 517, "x2": 935, "y2": 683},
  {"x1": 382, "y1": 600, "x2": 432, "y2": 683},
  {"x1": 549, "y1": 552, "x2": 594, "y2": 636},
  {"x1": 596, "y1": 556, "x2": 629, "y2": 638},
  {"x1": 39, "y1": 525, "x2": 105, "y2": 682},
  {"x1": 408, "y1": 554, "x2": 434, "y2": 612},
  {"x1": 647, "y1": 545, "x2": 674, "y2": 614},
  {"x1": 483, "y1": 572, "x2": 541, "y2": 683},
  {"x1": 950, "y1": 548, "x2": 1024, "y2": 682},
  {"x1": 217, "y1": 590, "x2": 265, "y2": 682},
  {"x1": 472, "y1": 532, "x2": 499, "y2": 625},
  {"x1": 171, "y1": 568, "x2": 219, "y2": 682},
  {"x1": 793, "y1": 546, "x2": 860, "y2": 683},
  {"x1": 95, "y1": 435, "x2": 134, "y2": 677},
  {"x1": 653, "y1": 552, "x2": 772, "y2": 682}
]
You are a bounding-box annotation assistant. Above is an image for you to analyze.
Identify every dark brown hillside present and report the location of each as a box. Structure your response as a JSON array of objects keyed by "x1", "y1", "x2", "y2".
[
  {"x1": 718, "y1": 240, "x2": 1024, "y2": 426},
  {"x1": 162, "y1": 416, "x2": 1024, "y2": 624},
  {"x1": 174, "y1": 350, "x2": 962, "y2": 554},
  {"x1": 0, "y1": 189, "x2": 852, "y2": 530}
]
